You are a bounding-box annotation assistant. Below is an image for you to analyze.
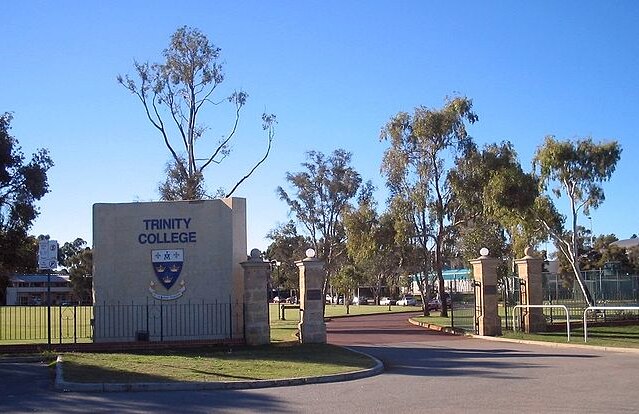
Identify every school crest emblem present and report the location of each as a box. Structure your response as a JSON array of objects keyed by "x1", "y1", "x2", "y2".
[{"x1": 151, "y1": 249, "x2": 184, "y2": 290}]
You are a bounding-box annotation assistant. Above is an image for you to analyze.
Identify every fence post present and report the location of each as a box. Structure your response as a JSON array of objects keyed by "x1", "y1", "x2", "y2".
[
  {"x1": 449, "y1": 280, "x2": 455, "y2": 329},
  {"x1": 229, "y1": 298, "x2": 233, "y2": 339},
  {"x1": 47, "y1": 273, "x2": 51, "y2": 348},
  {"x1": 59, "y1": 303, "x2": 62, "y2": 344}
]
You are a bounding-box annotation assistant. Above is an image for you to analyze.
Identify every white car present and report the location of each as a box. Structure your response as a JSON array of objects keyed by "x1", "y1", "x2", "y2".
[
  {"x1": 396, "y1": 296, "x2": 417, "y2": 306},
  {"x1": 380, "y1": 297, "x2": 395, "y2": 306}
]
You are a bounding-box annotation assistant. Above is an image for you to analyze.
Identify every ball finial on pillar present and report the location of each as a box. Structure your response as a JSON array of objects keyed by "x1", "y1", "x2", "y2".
[{"x1": 249, "y1": 248, "x2": 262, "y2": 261}]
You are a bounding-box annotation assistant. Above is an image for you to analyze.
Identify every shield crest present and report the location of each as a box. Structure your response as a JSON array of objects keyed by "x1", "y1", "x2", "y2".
[{"x1": 151, "y1": 249, "x2": 184, "y2": 290}]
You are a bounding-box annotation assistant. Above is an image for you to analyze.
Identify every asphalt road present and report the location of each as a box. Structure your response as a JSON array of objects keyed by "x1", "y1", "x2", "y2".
[{"x1": 2, "y1": 312, "x2": 639, "y2": 413}]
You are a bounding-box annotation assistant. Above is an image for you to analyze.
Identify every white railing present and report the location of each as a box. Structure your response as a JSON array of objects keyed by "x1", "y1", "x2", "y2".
[
  {"x1": 513, "y1": 304, "x2": 571, "y2": 342},
  {"x1": 582, "y1": 306, "x2": 639, "y2": 342}
]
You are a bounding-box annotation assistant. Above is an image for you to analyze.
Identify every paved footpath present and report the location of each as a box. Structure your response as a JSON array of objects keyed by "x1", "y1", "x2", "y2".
[{"x1": 2, "y1": 312, "x2": 639, "y2": 413}]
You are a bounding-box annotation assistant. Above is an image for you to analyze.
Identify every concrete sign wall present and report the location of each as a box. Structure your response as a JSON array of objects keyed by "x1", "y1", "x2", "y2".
[{"x1": 92, "y1": 198, "x2": 246, "y2": 342}]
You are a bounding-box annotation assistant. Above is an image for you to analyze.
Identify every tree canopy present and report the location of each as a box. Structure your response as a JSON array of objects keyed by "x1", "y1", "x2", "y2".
[
  {"x1": 277, "y1": 149, "x2": 362, "y2": 293},
  {"x1": 381, "y1": 96, "x2": 478, "y2": 316},
  {"x1": 343, "y1": 184, "x2": 403, "y2": 304},
  {"x1": 60, "y1": 238, "x2": 93, "y2": 304},
  {"x1": 265, "y1": 221, "x2": 309, "y2": 292},
  {"x1": 0, "y1": 113, "x2": 53, "y2": 234},
  {"x1": 448, "y1": 141, "x2": 540, "y2": 269},
  {"x1": 0, "y1": 112, "x2": 53, "y2": 303},
  {"x1": 118, "y1": 26, "x2": 275, "y2": 200},
  {"x1": 533, "y1": 136, "x2": 622, "y2": 305}
]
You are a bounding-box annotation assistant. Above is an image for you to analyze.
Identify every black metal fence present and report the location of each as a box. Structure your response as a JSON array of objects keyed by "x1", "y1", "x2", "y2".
[
  {"x1": 544, "y1": 271, "x2": 639, "y2": 303},
  {"x1": 0, "y1": 301, "x2": 238, "y2": 346}
]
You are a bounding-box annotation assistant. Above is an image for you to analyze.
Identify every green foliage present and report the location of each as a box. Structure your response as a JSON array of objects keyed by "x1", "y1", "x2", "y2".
[
  {"x1": 380, "y1": 96, "x2": 478, "y2": 316},
  {"x1": 331, "y1": 264, "x2": 364, "y2": 300},
  {"x1": 535, "y1": 136, "x2": 622, "y2": 215},
  {"x1": 0, "y1": 113, "x2": 53, "y2": 233},
  {"x1": 158, "y1": 155, "x2": 205, "y2": 201},
  {"x1": 455, "y1": 219, "x2": 507, "y2": 268},
  {"x1": 343, "y1": 187, "x2": 403, "y2": 302},
  {"x1": 628, "y1": 246, "x2": 639, "y2": 273},
  {"x1": 265, "y1": 221, "x2": 309, "y2": 290},
  {"x1": 119, "y1": 26, "x2": 275, "y2": 199},
  {"x1": 0, "y1": 113, "x2": 53, "y2": 304},
  {"x1": 449, "y1": 141, "x2": 541, "y2": 267},
  {"x1": 277, "y1": 149, "x2": 362, "y2": 283},
  {"x1": 60, "y1": 238, "x2": 93, "y2": 303},
  {"x1": 533, "y1": 136, "x2": 622, "y2": 306}
]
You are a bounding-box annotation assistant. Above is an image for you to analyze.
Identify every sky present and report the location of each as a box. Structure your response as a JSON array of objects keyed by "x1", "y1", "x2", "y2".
[{"x1": 2, "y1": 1, "x2": 638, "y2": 254}]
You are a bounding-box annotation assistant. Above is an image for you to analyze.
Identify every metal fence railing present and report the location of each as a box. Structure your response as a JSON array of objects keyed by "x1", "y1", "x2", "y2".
[
  {"x1": 442, "y1": 271, "x2": 639, "y2": 335},
  {"x1": 544, "y1": 271, "x2": 639, "y2": 303},
  {"x1": 0, "y1": 301, "x2": 238, "y2": 345}
]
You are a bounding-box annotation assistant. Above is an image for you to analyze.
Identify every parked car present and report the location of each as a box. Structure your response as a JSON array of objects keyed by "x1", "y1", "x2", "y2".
[
  {"x1": 428, "y1": 294, "x2": 452, "y2": 310},
  {"x1": 427, "y1": 298, "x2": 442, "y2": 311},
  {"x1": 397, "y1": 295, "x2": 417, "y2": 306},
  {"x1": 272, "y1": 296, "x2": 287, "y2": 303},
  {"x1": 354, "y1": 296, "x2": 370, "y2": 305},
  {"x1": 380, "y1": 297, "x2": 396, "y2": 306}
]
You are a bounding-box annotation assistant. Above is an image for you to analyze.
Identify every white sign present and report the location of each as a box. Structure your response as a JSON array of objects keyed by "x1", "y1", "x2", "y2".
[{"x1": 38, "y1": 239, "x2": 58, "y2": 270}]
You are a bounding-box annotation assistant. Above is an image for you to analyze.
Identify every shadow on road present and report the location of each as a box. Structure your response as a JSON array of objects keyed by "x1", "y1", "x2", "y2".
[
  {"x1": 347, "y1": 345, "x2": 599, "y2": 380},
  {"x1": 0, "y1": 361, "x2": 293, "y2": 414}
]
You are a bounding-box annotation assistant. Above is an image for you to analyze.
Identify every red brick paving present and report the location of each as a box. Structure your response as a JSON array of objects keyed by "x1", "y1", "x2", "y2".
[{"x1": 327, "y1": 311, "x2": 465, "y2": 346}]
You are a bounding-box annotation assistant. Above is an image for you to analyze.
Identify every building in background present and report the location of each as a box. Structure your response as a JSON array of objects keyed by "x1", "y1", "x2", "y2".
[
  {"x1": 410, "y1": 269, "x2": 474, "y2": 294},
  {"x1": 5, "y1": 274, "x2": 73, "y2": 305}
]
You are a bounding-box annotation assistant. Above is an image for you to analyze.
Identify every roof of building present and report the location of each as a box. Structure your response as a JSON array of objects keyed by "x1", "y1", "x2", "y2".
[
  {"x1": 610, "y1": 238, "x2": 639, "y2": 249},
  {"x1": 412, "y1": 269, "x2": 472, "y2": 281},
  {"x1": 10, "y1": 274, "x2": 70, "y2": 283}
]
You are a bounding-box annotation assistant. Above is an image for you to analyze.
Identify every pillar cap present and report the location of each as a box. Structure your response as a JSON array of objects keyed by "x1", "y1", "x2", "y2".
[
  {"x1": 241, "y1": 248, "x2": 270, "y2": 267},
  {"x1": 516, "y1": 246, "x2": 542, "y2": 262}
]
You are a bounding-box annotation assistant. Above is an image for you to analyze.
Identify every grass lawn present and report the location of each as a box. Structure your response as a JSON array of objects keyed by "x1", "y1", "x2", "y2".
[
  {"x1": 56, "y1": 304, "x2": 406, "y2": 383},
  {"x1": 61, "y1": 343, "x2": 376, "y2": 383},
  {"x1": 0, "y1": 305, "x2": 93, "y2": 344},
  {"x1": 413, "y1": 314, "x2": 639, "y2": 349},
  {"x1": 501, "y1": 324, "x2": 639, "y2": 348},
  {"x1": 269, "y1": 303, "x2": 420, "y2": 342}
]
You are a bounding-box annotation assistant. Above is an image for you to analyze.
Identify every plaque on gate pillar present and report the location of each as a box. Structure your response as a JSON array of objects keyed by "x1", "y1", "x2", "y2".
[
  {"x1": 469, "y1": 248, "x2": 502, "y2": 336},
  {"x1": 515, "y1": 247, "x2": 546, "y2": 333},
  {"x1": 296, "y1": 249, "x2": 327, "y2": 343}
]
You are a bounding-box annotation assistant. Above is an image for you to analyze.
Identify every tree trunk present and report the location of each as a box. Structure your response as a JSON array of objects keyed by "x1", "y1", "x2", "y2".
[{"x1": 569, "y1": 189, "x2": 595, "y2": 307}]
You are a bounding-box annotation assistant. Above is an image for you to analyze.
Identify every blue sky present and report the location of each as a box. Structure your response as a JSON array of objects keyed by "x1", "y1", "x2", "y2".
[{"x1": 2, "y1": 1, "x2": 638, "y2": 252}]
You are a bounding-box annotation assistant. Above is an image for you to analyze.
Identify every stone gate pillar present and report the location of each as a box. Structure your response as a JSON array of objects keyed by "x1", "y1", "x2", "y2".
[
  {"x1": 241, "y1": 249, "x2": 270, "y2": 346},
  {"x1": 515, "y1": 247, "x2": 546, "y2": 333},
  {"x1": 296, "y1": 249, "x2": 326, "y2": 343},
  {"x1": 469, "y1": 249, "x2": 502, "y2": 336}
]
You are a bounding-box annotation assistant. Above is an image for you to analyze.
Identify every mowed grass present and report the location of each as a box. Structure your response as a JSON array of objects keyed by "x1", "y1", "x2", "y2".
[
  {"x1": 0, "y1": 303, "x2": 417, "y2": 344},
  {"x1": 269, "y1": 303, "x2": 420, "y2": 342},
  {"x1": 56, "y1": 304, "x2": 403, "y2": 383},
  {"x1": 0, "y1": 305, "x2": 93, "y2": 344},
  {"x1": 501, "y1": 324, "x2": 639, "y2": 348},
  {"x1": 413, "y1": 314, "x2": 639, "y2": 348},
  {"x1": 61, "y1": 343, "x2": 375, "y2": 383}
]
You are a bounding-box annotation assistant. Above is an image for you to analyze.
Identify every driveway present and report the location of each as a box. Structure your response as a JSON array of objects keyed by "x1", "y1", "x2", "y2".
[{"x1": 2, "y1": 312, "x2": 638, "y2": 413}]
